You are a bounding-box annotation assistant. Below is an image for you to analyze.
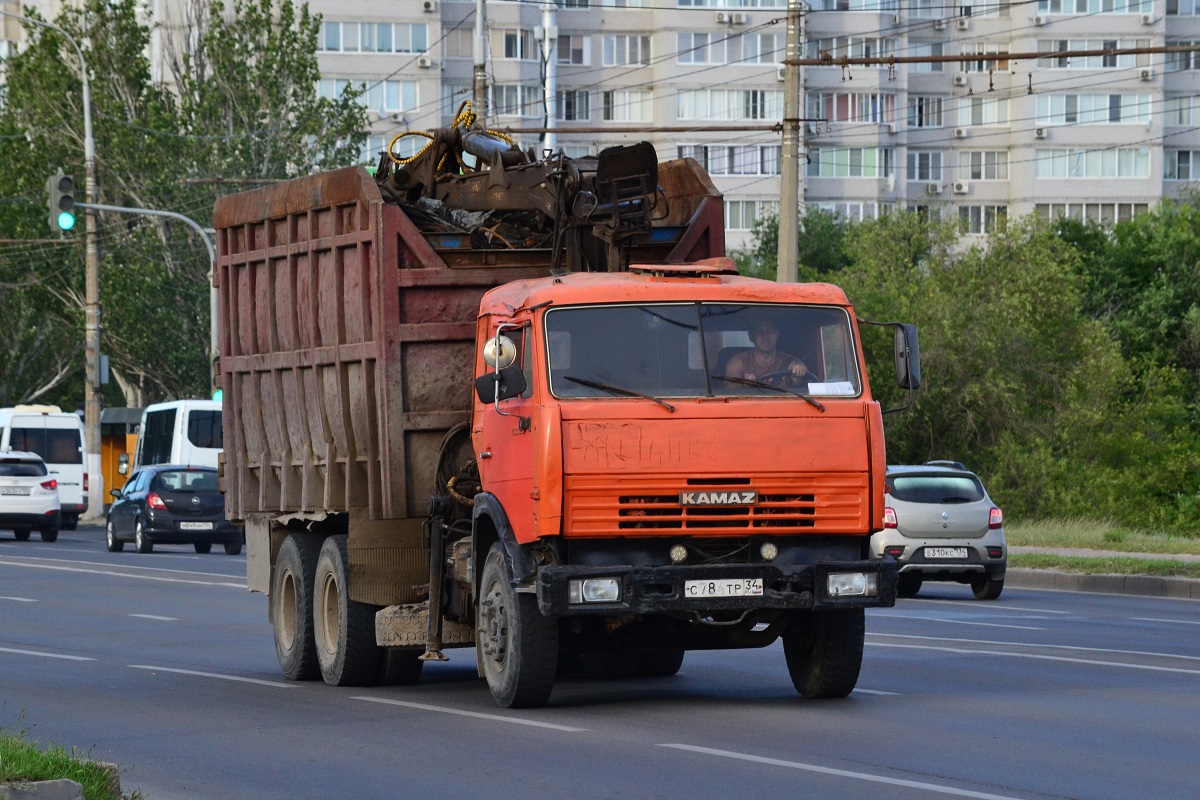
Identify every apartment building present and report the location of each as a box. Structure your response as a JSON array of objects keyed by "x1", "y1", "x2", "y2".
[{"x1": 4, "y1": 0, "x2": 1196, "y2": 248}]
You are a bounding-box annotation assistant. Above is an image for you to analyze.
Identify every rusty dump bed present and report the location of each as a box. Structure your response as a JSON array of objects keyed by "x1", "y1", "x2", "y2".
[{"x1": 213, "y1": 161, "x2": 724, "y2": 522}]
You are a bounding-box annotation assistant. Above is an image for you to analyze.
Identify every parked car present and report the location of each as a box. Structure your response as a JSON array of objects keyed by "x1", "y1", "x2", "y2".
[
  {"x1": 106, "y1": 464, "x2": 243, "y2": 555},
  {"x1": 0, "y1": 450, "x2": 61, "y2": 542},
  {"x1": 871, "y1": 462, "x2": 1006, "y2": 600}
]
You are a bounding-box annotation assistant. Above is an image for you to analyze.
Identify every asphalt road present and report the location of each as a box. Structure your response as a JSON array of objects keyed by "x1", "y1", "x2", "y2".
[{"x1": 1, "y1": 527, "x2": 1198, "y2": 800}]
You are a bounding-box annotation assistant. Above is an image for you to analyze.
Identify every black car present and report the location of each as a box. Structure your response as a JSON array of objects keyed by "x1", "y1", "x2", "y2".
[{"x1": 106, "y1": 465, "x2": 243, "y2": 555}]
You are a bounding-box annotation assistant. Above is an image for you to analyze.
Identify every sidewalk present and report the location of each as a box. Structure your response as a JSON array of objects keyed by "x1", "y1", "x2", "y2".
[{"x1": 1006, "y1": 546, "x2": 1200, "y2": 600}]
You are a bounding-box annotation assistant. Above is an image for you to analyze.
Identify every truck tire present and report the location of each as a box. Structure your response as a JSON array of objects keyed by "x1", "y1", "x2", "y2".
[
  {"x1": 783, "y1": 608, "x2": 864, "y2": 699},
  {"x1": 638, "y1": 649, "x2": 685, "y2": 678},
  {"x1": 377, "y1": 648, "x2": 424, "y2": 686},
  {"x1": 272, "y1": 533, "x2": 321, "y2": 681},
  {"x1": 478, "y1": 543, "x2": 557, "y2": 708},
  {"x1": 313, "y1": 534, "x2": 380, "y2": 687}
]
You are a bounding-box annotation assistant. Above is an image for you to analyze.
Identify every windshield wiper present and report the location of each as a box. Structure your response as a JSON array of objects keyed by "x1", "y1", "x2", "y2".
[
  {"x1": 562, "y1": 375, "x2": 675, "y2": 412},
  {"x1": 712, "y1": 376, "x2": 826, "y2": 412}
]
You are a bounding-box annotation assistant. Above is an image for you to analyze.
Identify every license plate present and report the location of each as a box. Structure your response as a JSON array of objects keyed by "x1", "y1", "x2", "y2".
[
  {"x1": 925, "y1": 546, "x2": 968, "y2": 559},
  {"x1": 0, "y1": 487, "x2": 30, "y2": 496},
  {"x1": 179, "y1": 521, "x2": 213, "y2": 531},
  {"x1": 684, "y1": 578, "x2": 763, "y2": 598}
]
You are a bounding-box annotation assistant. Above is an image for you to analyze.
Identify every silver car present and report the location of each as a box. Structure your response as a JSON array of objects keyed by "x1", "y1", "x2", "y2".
[
  {"x1": 0, "y1": 450, "x2": 61, "y2": 542},
  {"x1": 870, "y1": 463, "x2": 1006, "y2": 600}
]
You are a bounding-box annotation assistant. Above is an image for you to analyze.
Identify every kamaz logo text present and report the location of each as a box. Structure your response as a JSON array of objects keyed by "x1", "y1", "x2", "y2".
[{"x1": 679, "y1": 491, "x2": 758, "y2": 505}]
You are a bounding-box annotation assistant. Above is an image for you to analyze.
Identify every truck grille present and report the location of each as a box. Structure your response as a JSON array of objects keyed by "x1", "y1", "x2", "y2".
[{"x1": 565, "y1": 474, "x2": 869, "y2": 536}]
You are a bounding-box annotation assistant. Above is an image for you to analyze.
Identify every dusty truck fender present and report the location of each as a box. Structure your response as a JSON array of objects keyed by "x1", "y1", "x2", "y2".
[{"x1": 472, "y1": 493, "x2": 540, "y2": 586}]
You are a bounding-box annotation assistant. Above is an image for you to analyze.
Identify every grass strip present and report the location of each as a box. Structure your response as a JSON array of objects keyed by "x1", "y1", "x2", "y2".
[
  {"x1": 0, "y1": 730, "x2": 135, "y2": 800},
  {"x1": 1010, "y1": 553, "x2": 1200, "y2": 579}
]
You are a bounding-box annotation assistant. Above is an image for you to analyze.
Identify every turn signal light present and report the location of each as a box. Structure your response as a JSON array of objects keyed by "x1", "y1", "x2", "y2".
[
  {"x1": 988, "y1": 507, "x2": 1003, "y2": 529},
  {"x1": 83, "y1": 473, "x2": 89, "y2": 492},
  {"x1": 883, "y1": 507, "x2": 898, "y2": 528},
  {"x1": 147, "y1": 492, "x2": 168, "y2": 510}
]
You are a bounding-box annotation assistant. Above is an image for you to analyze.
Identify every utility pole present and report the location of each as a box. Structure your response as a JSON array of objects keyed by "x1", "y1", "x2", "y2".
[
  {"x1": 538, "y1": 1, "x2": 558, "y2": 153},
  {"x1": 472, "y1": 0, "x2": 487, "y2": 125},
  {"x1": 777, "y1": 0, "x2": 802, "y2": 283}
]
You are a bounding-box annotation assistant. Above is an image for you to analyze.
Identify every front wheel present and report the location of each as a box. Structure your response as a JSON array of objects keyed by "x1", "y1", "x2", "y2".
[
  {"x1": 477, "y1": 543, "x2": 557, "y2": 708},
  {"x1": 638, "y1": 649, "x2": 685, "y2": 678},
  {"x1": 105, "y1": 519, "x2": 124, "y2": 552},
  {"x1": 194, "y1": 542, "x2": 212, "y2": 554},
  {"x1": 312, "y1": 534, "x2": 379, "y2": 686},
  {"x1": 971, "y1": 574, "x2": 1004, "y2": 601},
  {"x1": 782, "y1": 608, "x2": 865, "y2": 699}
]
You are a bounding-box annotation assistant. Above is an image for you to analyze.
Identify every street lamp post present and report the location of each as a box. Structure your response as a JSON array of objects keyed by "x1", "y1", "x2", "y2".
[{"x1": 2, "y1": 8, "x2": 104, "y2": 519}]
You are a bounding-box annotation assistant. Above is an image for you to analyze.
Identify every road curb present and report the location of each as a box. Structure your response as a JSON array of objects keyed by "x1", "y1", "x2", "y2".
[{"x1": 1006, "y1": 568, "x2": 1200, "y2": 600}]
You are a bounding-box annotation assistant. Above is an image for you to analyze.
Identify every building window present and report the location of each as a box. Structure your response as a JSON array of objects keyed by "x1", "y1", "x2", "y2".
[
  {"x1": 959, "y1": 205, "x2": 1007, "y2": 234},
  {"x1": 557, "y1": 35, "x2": 590, "y2": 65},
  {"x1": 491, "y1": 84, "x2": 541, "y2": 117},
  {"x1": 726, "y1": 200, "x2": 779, "y2": 230},
  {"x1": 319, "y1": 22, "x2": 427, "y2": 54},
  {"x1": 678, "y1": 89, "x2": 783, "y2": 120},
  {"x1": 806, "y1": 93, "x2": 897, "y2": 124},
  {"x1": 909, "y1": 43, "x2": 945, "y2": 72},
  {"x1": 806, "y1": 147, "x2": 895, "y2": 178},
  {"x1": 810, "y1": 0, "x2": 899, "y2": 10},
  {"x1": 961, "y1": 43, "x2": 1009, "y2": 72},
  {"x1": 604, "y1": 34, "x2": 651, "y2": 66},
  {"x1": 597, "y1": 0, "x2": 649, "y2": 6},
  {"x1": 557, "y1": 90, "x2": 590, "y2": 121},
  {"x1": 603, "y1": 89, "x2": 653, "y2": 121},
  {"x1": 1038, "y1": 38, "x2": 1148, "y2": 68},
  {"x1": 444, "y1": 28, "x2": 472, "y2": 59},
  {"x1": 1036, "y1": 94, "x2": 1151, "y2": 124},
  {"x1": 497, "y1": 29, "x2": 535, "y2": 60},
  {"x1": 1039, "y1": 0, "x2": 1151, "y2": 13},
  {"x1": 962, "y1": 97, "x2": 1008, "y2": 126},
  {"x1": 1035, "y1": 148, "x2": 1150, "y2": 178},
  {"x1": 364, "y1": 80, "x2": 418, "y2": 113},
  {"x1": 907, "y1": 151, "x2": 944, "y2": 181},
  {"x1": 908, "y1": 96, "x2": 944, "y2": 128},
  {"x1": 1166, "y1": 42, "x2": 1200, "y2": 71},
  {"x1": 678, "y1": 144, "x2": 782, "y2": 175},
  {"x1": 1035, "y1": 203, "x2": 1148, "y2": 223},
  {"x1": 811, "y1": 202, "x2": 885, "y2": 221},
  {"x1": 959, "y1": 151, "x2": 1009, "y2": 180}
]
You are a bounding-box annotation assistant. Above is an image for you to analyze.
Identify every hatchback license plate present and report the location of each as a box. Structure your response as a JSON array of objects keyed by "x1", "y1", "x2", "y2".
[
  {"x1": 179, "y1": 521, "x2": 213, "y2": 531},
  {"x1": 925, "y1": 546, "x2": 968, "y2": 559},
  {"x1": 0, "y1": 487, "x2": 30, "y2": 496},
  {"x1": 684, "y1": 578, "x2": 763, "y2": 598}
]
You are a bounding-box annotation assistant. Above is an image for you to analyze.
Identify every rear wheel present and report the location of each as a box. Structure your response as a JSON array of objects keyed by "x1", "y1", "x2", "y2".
[
  {"x1": 62, "y1": 515, "x2": 77, "y2": 531},
  {"x1": 638, "y1": 648, "x2": 685, "y2": 678},
  {"x1": 194, "y1": 542, "x2": 212, "y2": 554},
  {"x1": 897, "y1": 574, "x2": 923, "y2": 598},
  {"x1": 134, "y1": 520, "x2": 153, "y2": 554},
  {"x1": 313, "y1": 534, "x2": 379, "y2": 686},
  {"x1": 971, "y1": 573, "x2": 1004, "y2": 600},
  {"x1": 39, "y1": 528, "x2": 58, "y2": 543},
  {"x1": 377, "y1": 648, "x2": 424, "y2": 686},
  {"x1": 13, "y1": 529, "x2": 31, "y2": 542},
  {"x1": 272, "y1": 533, "x2": 321, "y2": 681},
  {"x1": 783, "y1": 608, "x2": 865, "y2": 699},
  {"x1": 224, "y1": 541, "x2": 243, "y2": 556},
  {"x1": 478, "y1": 543, "x2": 557, "y2": 708},
  {"x1": 105, "y1": 519, "x2": 124, "y2": 552}
]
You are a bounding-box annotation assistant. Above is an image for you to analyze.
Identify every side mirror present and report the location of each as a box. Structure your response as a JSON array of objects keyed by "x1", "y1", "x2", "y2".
[
  {"x1": 117, "y1": 453, "x2": 129, "y2": 475},
  {"x1": 894, "y1": 323, "x2": 921, "y2": 390},
  {"x1": 475, "y1": 365, "x2": 527, "y2": 404},
  {"x1": 109, "y1": 488, "x2": 122, "y2": 499}
]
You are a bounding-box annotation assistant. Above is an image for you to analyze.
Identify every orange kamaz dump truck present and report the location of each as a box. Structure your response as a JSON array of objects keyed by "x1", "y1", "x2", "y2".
[{"x1": 213, "y1": 130, "x2": 920, "y2": 708}]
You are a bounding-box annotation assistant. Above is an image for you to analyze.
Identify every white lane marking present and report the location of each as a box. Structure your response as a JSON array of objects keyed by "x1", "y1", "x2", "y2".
[
  {"x1": 883, "y1": 612, "x2": 1045, "y2": 631},
  {"x1": 0, "y1": 557, "x2": 244, "y2": 588},
  {"x1": 1132, "y1": 617, "x2": 1200, "y2": 626},
  {"x1": 852, "y1": 688, "x2": 900, "y2": 696},
  {"x1": 869, "y1": 642, "x2": 1200, "y2": 675},
  {"x1": 0, "y1": 596, "x2": 36, "y2": 602},
  {"x1": 353, "y1": 696, "x2": 590, "y2": 732},
  {"x1": 129, "y1": 614, "x2": 177, "y2": 621},
  {"x1": 659, "y1": 744, "x2": 1024, "y2": 800},
  {"x1": 871, "y1": 632, "x2": 1200, "y2": 664},
  {"x1": 902, "y1": 599, "x2": 1072, "y2": 615},
  {"x1": 128, "y1": 665, "x2": 298, "y2": 688},
  {"x1": 0, "y1": 553, "x2": 237, "y2": 580},
  {"x1": 0, "y1": 646, "x2": 93, "y2": 662}
]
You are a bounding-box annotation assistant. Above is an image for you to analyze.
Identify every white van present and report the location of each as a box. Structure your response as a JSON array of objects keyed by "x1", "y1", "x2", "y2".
[
  {"x1": 0, "y1": 405, "x2": 88, "y2": 530},
  {"x1": 126, "y1": 400, "x2": 222, "y2": 473}
]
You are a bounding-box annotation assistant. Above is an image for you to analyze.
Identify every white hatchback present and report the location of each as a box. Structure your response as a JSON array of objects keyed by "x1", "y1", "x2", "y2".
[{"x1": 0, "y1": 450, "x2": 61, "y2": 542}]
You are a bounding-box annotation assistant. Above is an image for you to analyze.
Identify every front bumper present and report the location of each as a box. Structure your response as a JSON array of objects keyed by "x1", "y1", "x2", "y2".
[{"x1": 537, "y1": 559, "x2": 898, "y2": 617}]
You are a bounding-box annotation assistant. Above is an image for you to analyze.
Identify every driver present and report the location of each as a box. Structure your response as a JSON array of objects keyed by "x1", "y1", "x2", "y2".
[{"x1": 724, "y1": 318, "x2": 809, "y2": 387}]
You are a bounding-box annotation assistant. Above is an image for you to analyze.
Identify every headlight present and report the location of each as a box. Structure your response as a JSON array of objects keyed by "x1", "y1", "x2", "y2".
[
  {"x1": 827, "y1": 572, "x2": 878, "y2": 598},
  {"x1": 568, "y1": 578, "x2": 621, "y2": 604}
]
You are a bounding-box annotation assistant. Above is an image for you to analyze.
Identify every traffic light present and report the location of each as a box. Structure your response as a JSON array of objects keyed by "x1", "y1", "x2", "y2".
[{"x1": 47, "y1": 169, "x2": 75, "y2": 232}]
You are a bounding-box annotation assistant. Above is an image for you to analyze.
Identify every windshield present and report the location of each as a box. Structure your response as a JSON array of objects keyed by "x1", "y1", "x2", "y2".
[{"x1": 545, "y1": 302, "x2": 862, "y2": 399}]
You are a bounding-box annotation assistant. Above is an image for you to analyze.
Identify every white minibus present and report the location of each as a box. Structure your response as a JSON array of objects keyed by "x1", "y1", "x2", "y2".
[{"x1": 0, "y1": 405, "x2": 88, "y2": 529}]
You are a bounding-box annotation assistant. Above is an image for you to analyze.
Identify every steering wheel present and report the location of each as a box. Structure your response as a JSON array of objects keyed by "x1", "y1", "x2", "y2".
[{"x1": 754, "y1": 369, "x2": 795, "y2": 382}]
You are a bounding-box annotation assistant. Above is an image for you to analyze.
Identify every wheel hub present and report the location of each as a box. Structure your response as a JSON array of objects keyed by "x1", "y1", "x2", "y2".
[{"x1": 480, "y1": 588, "x2": 509, "y2": 662}]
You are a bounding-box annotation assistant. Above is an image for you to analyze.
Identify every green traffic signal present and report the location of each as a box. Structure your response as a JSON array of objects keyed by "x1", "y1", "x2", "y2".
[{"x1": 47, "y1": 169, "x2": 76, "y2": 232}]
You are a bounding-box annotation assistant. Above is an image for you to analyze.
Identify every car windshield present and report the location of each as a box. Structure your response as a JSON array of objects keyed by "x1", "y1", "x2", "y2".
[
  {"x1": 0, "y1": 460, "x2": 47, "y2": 477},
  {"x1": 544, "y1": 302, "x2": 862, "y2": 399},
  {"x1": 152, "y1": 470, "x2": 218, "y2": 493},
  {"x1": 888, "y1": 474, "x2": 985, "y2": 504}
]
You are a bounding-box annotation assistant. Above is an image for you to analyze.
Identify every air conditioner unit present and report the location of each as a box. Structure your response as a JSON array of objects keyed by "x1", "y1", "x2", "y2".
[
  {"x1": 1035, "y1": 127, "x2": 1047, "y2": 139},
  {"x1": 777, "y1": 66, "x2": 787, "y2": 82},
  {"x1": 731, "y1": 12, "x2": 748, "y2": 24},
  {"x1": 953, "y1": 127, "x2": 968, "y2": 138},
  {"x1": 933, "y1": 18, "x2": 947, "y2": 29},
  {"x1": 953, "y1": 180, "x2": 970, "y2": 194},
  {"x1": 956, "y1": 17, "x2": 970, "y2": 30},
  {"x1": 390, "y1": 112, "x2": 406, "y2": 123},
  {"x1": 417, "y1": 55, "x2": 434, "y2": 69},
  {"x1": 926, "y1": 182, "x2": 943, "y2": 195},
  {"x1": 886, "y1": 122, "x2": 898, "y2": 134},
  {"x1": 422, "y1": 0, "x2": 437, "y2": 11},
  {"x1": 1138, "y1": 67, "x2": 1153, "y2": 81},
  {"x1": 1140, "y1": 12, "x2": 1153, "y2": 24},
  {"x1": 1034, "y1": 14, "x2": 1047, "y2": 25},
  {"x1": 716, "y1": 10, "x2": 729, "y2": 23},
  {"x1": 953, "y1": 73, "x2": 968, "y2": 86}
]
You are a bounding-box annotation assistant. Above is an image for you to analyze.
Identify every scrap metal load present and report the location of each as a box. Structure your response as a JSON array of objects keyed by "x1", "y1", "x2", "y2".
[{"x1": 374, "y1": 118, "x2": 724, "y2": 272}]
